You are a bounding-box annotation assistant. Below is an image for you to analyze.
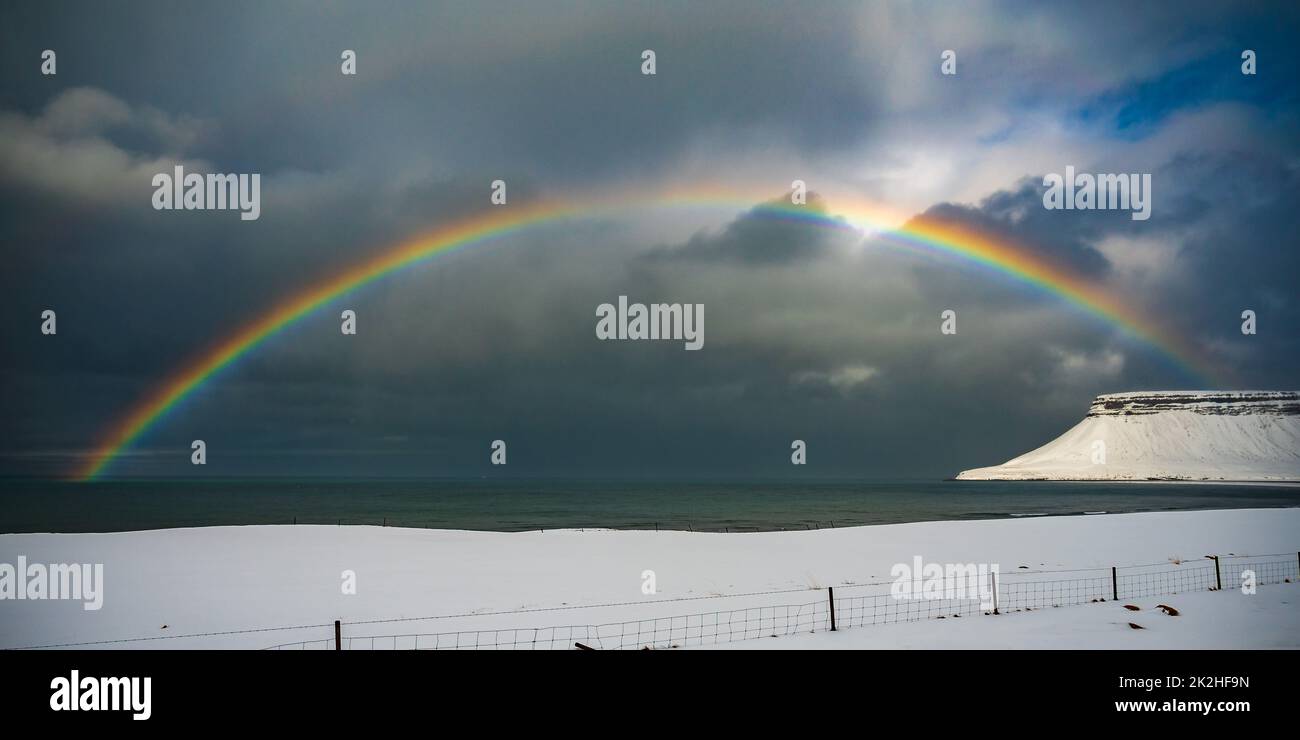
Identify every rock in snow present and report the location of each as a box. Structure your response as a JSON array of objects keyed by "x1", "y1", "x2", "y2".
[{"x1": 956, "y1": 391, "x2": 1300, "y2": 481}]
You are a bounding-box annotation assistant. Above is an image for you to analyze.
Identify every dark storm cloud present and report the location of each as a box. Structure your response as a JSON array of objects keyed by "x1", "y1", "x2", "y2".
[
  {"x1": 1, "y1": 1, "x2": 1297, "y2": 479},
  {"x1": 644, "y1": 194, "x2": 844, "y2": 265},
  {"x1": 915, "y1": 180, "x2": 1113, "y2": 279},
  {"x1": 0, "y1": 1, "x2": 885, "y2": 183},
  {"x1": 1150, "y1": 148, "x2": 1300, "y2": 380}
]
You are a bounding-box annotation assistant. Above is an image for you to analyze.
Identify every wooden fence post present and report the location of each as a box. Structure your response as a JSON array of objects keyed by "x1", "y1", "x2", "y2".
[
  {"x1": 828, "y1": 587, "x2": 837, "y2": 631},
  {"x1": 334, "y1": 620, "x2": 341, "y2": 651},
  {"x1": 990, "y1": 570, "x2": 999, "y2": 615},
  {"x1": 1212, "y1": 555, "x2": 1221, "y2": 591},
  {"x1": 1112, "y1": 566, "x2": 1118, "y2": 602}
]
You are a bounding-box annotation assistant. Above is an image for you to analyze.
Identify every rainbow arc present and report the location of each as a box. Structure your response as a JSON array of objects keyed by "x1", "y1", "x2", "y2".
[{"x1": 75, "y1": 187, "x2": 1216, "y2": 480}]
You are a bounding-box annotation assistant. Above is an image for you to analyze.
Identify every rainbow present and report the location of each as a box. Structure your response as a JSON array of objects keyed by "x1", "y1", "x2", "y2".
[{"x1": 74, "y1": 186, "x2": 1215, "y2": 480}]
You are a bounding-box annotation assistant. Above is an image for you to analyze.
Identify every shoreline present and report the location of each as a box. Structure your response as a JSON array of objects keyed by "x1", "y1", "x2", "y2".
[
  {"x1": 5, "y1": 478, "x2": 1300, "y2": 536},
  {"x1": 948, "y1": 478, "x2": 1300, "y2": 487}
]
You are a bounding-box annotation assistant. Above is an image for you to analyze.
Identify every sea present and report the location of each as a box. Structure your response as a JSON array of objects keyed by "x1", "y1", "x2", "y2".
[{"x1": 2, "y1": 477, "x2": 1298, "y2": 534}]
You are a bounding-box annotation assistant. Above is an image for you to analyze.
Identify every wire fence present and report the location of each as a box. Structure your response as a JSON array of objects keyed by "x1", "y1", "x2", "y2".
[{"x1": 262, "y1": 551, "x2": 1300, "y2": 651}]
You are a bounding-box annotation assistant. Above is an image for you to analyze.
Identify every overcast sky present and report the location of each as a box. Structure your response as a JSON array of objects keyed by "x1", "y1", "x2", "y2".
[{"x1": 1, "y1": 1, "x2": 1297, "y2": 478}]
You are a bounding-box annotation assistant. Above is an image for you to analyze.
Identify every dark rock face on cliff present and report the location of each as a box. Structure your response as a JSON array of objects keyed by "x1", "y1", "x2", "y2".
[
  {"x1": 958, "y1": 391, "x2": 1300, "y2": 482},
  {"x1": 1086, "y1": 391, "x2": 1300, "y2": 418}
]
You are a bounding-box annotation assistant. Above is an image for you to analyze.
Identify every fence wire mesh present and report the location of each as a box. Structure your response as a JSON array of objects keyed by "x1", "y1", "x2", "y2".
[{"x1": 262, "y1": 553, "x2": 1299, "y2": 651}]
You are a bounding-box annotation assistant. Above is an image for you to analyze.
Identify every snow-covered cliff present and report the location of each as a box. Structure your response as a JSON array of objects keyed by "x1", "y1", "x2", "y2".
[{"x1": 956, "y1": 391, "x2": 1300, "y2": 482}]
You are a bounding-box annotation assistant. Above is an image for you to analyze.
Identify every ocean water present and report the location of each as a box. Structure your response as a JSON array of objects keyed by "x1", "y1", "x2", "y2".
[{"x1": 1, "y1": 477, "x2": 1298, "y2": 534}]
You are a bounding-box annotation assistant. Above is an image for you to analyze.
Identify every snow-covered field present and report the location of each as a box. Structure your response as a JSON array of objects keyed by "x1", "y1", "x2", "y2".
[{"x1": 1, "y1": 508, "x2": 1297, "y2": 650}]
